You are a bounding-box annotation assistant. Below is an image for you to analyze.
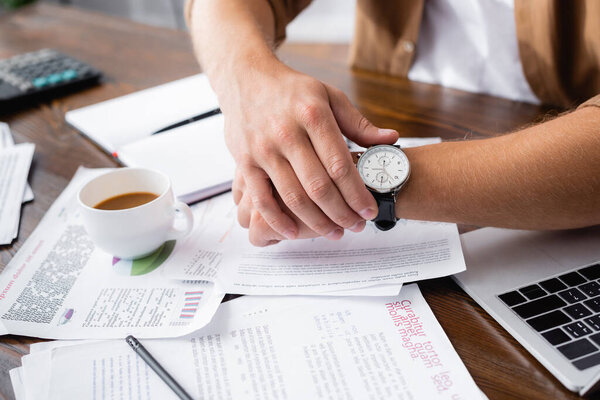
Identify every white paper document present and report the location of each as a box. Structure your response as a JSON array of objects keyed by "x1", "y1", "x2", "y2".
[
  {"x1": 0, "y1": 142, "x2": 34, "y2": 245},
  {"x1": 12, "y1": 284, "x2": 485, "y2": 400},
  {"x1": 161, "y1": 192, "x2": 466, "y2": 295},
  {"x1": 348, "y1": 136, "x2": 442, "y2": 152},
  {"x1": 65, "y1": 74, "x2": 219, "y2": 152},
  {"x1": 0, "y1": 123, "x2": 34, "y2": 203},
  {"x1": 118, "y1": 114, "x2": 235, "y2": 203},
  {"x1": 0, "y1": 167, "x2": 224, "y2": 339}
]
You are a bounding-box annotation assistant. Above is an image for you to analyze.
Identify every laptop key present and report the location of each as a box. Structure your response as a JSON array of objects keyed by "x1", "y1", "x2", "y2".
[
  {"x1": 579, "y1": 264, "x2": 600, "y2": 280},
  {"x1": 585, "y1": 316, "x2": 600, "y2": 331},
  {"x1": 559, "y1": 272, "x2": 587, "y2": 286},
  {"x1": 584, "y1": 296, "x2": 600, "y2": 313},
  {"x1": 526, "y1": 310, "x2": 571, "y2": 332},
  {"x1": 558, "y1": 288, "x2": 587, "y2": 304},
  {"x1": 512, "y1": 295, "x2": 566, "y2": 319},
  {"x1": 498, "y1": 291, "x2": 527, "y2": 307},
  {"x1": 542, "y1": 328, "x2": 571, "y2": 345},
  {"x1": 579, "y1": 281, "x2": 600, "y2": 297},
  {"x1": 563, "y1": 304, "x2": 592, "y2": 319},
  {"x1": 573, "y1": 352, "x2": 600, "y2": 370},
  {"x1": 589, "y1": 333, "x2": 600, "y2": 347},
  {"x1": 519, "y1": 284, "x2": 547, "y2": 300},
  {"x1": 557, "y1": 338, "x2": 597, "y2": 360},
  {"x1": 564, "y1": 322, "x2": 593, "y2": 338},
  {"x1": 539, "y1": 278, "x2": 567, "y2": 293}
]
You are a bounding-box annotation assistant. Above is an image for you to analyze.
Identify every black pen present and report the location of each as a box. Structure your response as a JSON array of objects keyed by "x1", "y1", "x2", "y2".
[
  {"x1": 125, "y1": 335, "x2": 194, "y2": 400},
  {"x1": 152, "y1": 108, "x2": 221, "y2": 134}
]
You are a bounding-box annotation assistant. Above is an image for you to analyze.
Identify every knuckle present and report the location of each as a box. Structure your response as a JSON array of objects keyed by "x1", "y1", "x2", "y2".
[
  {"x1": 298, "y1": 102, "x2": 325, "y2": 127},
  {"x1": 327, "y1": 156, "x2": 351, "y2": 182},
  {"x1": 250, "y1": 192, "x2": 272, "y2": 212},
  {"x1": 282, "y1": 190, "x2": 308, "y2": 211},
  {"x1": 336, "y1": 213, "x2": 358, "y2": 229},
  {"x1": 311, "y1": 220, "x2": 333, "y2": 235},
  {"x1": 357, "y1": 115, "x2": 373, "y2": 132},
  {"x1": 306, "y1": 178, "x2": 332, "y2": 201}
]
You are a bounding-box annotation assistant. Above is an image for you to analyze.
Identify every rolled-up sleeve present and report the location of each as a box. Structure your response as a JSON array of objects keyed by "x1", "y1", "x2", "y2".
[
  {"x1": 185, "y1": 0, "x2": 312, "y2": 45},
  {"x1": 578, "y1": 94, "x2": 600, "y2": 110}
]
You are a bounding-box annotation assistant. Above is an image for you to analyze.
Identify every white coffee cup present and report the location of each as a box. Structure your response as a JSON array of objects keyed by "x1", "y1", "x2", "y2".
[{"x1": 78, "y1": 168, "x2": 193, "y2": 259}]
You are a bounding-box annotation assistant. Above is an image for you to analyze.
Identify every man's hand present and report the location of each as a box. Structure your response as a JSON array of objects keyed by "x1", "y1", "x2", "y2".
[
  {"x1": 222, "y1": 63, "x2": 398, "y2": 243},
  {"x1": 233, "y1": 168, "x2": 328, "y2": 246}
]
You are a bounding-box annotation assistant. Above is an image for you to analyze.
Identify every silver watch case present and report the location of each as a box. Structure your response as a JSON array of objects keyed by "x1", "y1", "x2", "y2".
[{"x1": 356, "y1": 144, "x2": 411, "y2": 195}]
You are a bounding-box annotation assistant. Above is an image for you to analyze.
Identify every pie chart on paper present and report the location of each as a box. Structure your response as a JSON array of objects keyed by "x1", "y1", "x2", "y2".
[{"x1": 112, "y1": 240, "x2": 176, "y2": 276}]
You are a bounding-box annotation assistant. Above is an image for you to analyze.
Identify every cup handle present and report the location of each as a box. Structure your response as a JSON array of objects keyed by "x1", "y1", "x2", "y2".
[{"x1": 166, "y1": 201, "x2": 194, "y2": 240}]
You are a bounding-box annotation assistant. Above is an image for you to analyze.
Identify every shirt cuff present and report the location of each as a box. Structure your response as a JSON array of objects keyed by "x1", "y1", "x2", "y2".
[{"x1": 578, "y1": 94, "x2": 600, "y2": 110}]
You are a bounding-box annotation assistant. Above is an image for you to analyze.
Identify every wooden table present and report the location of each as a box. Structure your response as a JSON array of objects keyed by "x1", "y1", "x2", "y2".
[{"x1": 0, "y1": 3, "x2": 588, "y2": 399}]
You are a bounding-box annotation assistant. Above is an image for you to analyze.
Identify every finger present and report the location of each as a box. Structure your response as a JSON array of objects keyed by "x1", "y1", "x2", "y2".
[
  {"x1": 232, "y1": 168, "x2": 245, "y2": 205},
  {"x1": 283, "y1": 132, "x2": 367, "y2": 231},
  {"x1": 297, "y1": 101, "x2": 378, "y2": 221},
  {"x1": 237, "y1": 191, "x2": 252, "y2": 229},
  {"x1": 264, "y1": 157, "x2": 344, "y2": 240},
  {"x1": 325, "y1": 84, "x2": 399, "y2": 147},
  {"x1": 244, "y1": 166, "x2": 298, "y2": 240},
  {"x1": 249, "y1": 210, "x2": 284, "y2": 247}
]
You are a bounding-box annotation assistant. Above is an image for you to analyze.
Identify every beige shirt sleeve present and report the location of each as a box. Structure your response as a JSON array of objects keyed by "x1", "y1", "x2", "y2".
[
  {"x1": 184, "y1": 0, "x2": 311, "y2": 45},
  {"x1": 578, "y1": 94, "x2": 600, "y2": 110}
]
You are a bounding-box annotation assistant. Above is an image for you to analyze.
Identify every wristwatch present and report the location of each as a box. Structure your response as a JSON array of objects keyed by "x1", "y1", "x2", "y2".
[{"x1": 353, "y1": 144, "x2": 410, "y2": 231}]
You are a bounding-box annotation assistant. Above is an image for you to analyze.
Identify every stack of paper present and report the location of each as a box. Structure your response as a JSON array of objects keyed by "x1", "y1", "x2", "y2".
[
  {"x1": 10, "y1": 284, "x2": 487, "y2": 399},
  {"x1": 0, "y1": 123, "x2": 34, "y2": 245}
]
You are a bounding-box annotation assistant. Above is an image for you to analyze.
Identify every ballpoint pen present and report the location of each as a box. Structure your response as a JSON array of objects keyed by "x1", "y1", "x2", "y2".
[
  {"x1": 152, "y1": 108, "x2": 221, "y2": 135},
  {"x1": 126, "y1": 335, "x2": 194, "y2": 400}
]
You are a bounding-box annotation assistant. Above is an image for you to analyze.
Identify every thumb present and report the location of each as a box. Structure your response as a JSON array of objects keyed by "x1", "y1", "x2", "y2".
[{"x1": 325, "y1": 84, "x2": 399, "y2": 147}]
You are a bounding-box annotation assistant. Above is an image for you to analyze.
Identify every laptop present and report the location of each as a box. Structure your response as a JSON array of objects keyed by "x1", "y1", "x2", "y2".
[{"x1": 453, "y1": 226, "x2": 600, "y2": 396}]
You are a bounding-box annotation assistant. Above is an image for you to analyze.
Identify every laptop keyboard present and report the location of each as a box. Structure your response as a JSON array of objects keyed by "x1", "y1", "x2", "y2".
[{"x1": 498, "y1": 262, "x2": 600, "y2": 370}]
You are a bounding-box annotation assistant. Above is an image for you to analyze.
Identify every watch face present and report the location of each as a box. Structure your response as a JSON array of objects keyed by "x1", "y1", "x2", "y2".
[{"x1": 357, "y1": 145, "x2": 410, "y2": 193}]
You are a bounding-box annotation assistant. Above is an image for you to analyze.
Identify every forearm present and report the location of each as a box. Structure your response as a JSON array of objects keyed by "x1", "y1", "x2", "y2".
[
  {"x1": 399, "y1": 107, "x2": 600, "y2": 229},
  {"x1": 188, "y1": 0, "x2": 281, "y2": 99}
]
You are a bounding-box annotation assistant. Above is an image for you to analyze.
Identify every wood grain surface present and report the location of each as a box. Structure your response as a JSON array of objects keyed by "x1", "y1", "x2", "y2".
[{"x1": 0, "y1": 3, "x2": 591, "y2": 399}]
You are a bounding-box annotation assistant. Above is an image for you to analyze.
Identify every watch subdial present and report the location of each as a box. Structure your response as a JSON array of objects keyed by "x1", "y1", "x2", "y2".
[
  {"x1": 376, "y1": 171, "x2": 389, "y2": 184},
  {"x1": 378, "y1": 156, "x2": 390, "y2": 167}
]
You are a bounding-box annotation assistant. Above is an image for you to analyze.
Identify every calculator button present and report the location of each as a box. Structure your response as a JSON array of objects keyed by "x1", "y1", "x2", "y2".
[
  {"x1": 61, "y1": 69, "x2": 77, "y2": 80},
  {"x1": 32, "y1": 77, "x2": 48, "y2": 88},
  {"x1": 47, "y1": 74, "x2": 62, "y2": 84}
]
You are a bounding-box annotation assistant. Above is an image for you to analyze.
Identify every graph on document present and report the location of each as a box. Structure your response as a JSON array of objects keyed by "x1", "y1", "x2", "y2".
[{"x1": 180, "y1": 291, "x2": 204, "y2": 319}]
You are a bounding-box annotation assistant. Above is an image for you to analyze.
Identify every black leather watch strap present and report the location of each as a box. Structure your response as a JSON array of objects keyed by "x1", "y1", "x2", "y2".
[{"x1": 372, "y1": 193, "x2": 397, "y2": 231}]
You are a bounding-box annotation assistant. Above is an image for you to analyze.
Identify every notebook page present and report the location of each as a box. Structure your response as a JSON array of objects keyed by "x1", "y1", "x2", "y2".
[
  {"x1": 65, "y1": 74, "x2": 219, "y2": 152},
  {"x1": 117, "y1": 114, "x2": 235, "y2": 202}
]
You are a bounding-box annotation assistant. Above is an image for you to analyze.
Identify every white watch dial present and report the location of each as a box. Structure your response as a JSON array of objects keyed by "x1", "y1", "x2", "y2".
[{"x1": 357, "y1": 145, "x2": 410, "y2": 192}]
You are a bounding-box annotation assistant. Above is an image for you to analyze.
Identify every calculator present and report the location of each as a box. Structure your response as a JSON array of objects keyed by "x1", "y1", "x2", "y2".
[{"x1": 0, "y1": 49, "x2": 102, "y2": 109}]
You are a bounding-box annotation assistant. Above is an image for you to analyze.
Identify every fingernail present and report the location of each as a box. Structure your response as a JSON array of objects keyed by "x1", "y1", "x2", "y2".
[
  {"x1": 266, "y1": 240, "x2": 280, "y2": 246},
  {"x1": 378, "y1": 128, "x2": 398, "y2": 136},
  {"x1": 283, "y1": 230, "x2": 296, "y2": 240},
  {"x1": 326, "y1": 228, "x2": 344, "y2": 240},
  {"x1": 360, "y1": 208, "x2": 377, "y2": 220},
  {"x1": 349, "y1": 220, "x2": 366, "y2": 233}
]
